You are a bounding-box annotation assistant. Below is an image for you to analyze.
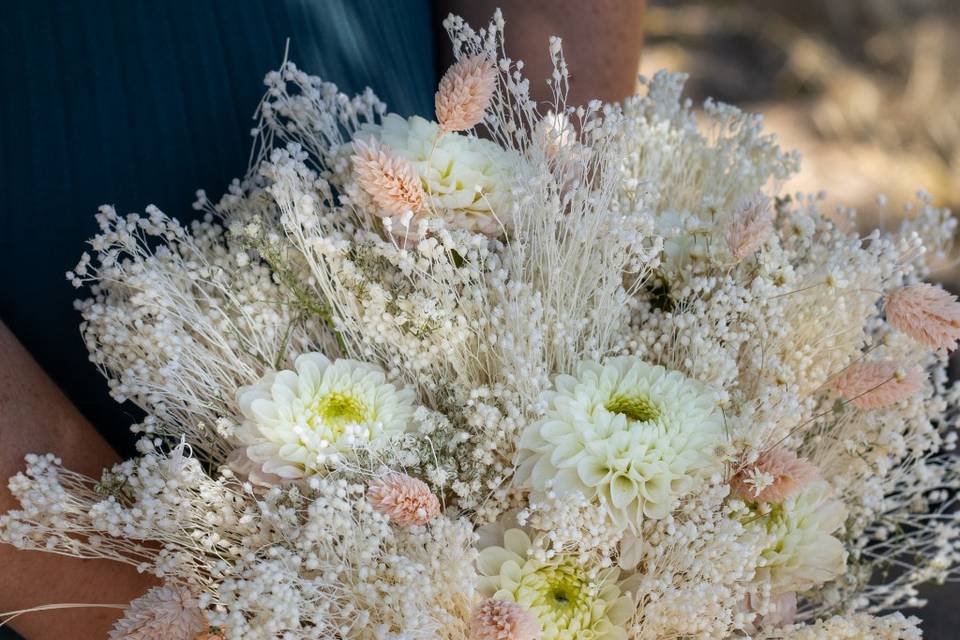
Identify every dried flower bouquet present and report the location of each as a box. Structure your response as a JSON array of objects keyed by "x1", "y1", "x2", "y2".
[{"x1": 3, "y1": 11, "x2": 960, "y2": 640}]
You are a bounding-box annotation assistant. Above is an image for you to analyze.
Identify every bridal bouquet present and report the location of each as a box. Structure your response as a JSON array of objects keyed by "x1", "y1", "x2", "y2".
[{"x1": 4, "y1": 12, "x2": 960, "y2": 639}]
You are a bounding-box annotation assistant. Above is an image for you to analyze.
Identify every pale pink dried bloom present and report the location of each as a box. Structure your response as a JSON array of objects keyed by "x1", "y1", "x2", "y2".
[
  {"x1": 367, "y1": 472, "x2": 441, "y2": 527},
  {"x1": 351, "y1": 138, "x2": 425, "y2": 215},
  {"x1": 435, "y1": 55, "x2": 496, "y2": 132},
  {"x1": 885, "y1": 283, "x2": 960, "y2": 351},
  {"x1": 740, "y1": 592, "x2": 797, "y2": 630},
  {"x1": 470, "y1": 599, "x2": 540, "y2": 640},
  {"x1": 108, "y1": 585, "x2": 206, "y2": 640},
  {"x1": 730, "y1": 448, "x2": 818, "y2": 503},
  {"x1": 832, "y1": 360, "x2": 926, "y2": 409},
  {"x1": 726, "y1": 192, "x2": 773, "y2": 262}
]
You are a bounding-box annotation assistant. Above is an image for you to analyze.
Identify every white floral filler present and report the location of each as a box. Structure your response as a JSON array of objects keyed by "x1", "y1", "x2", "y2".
[{"x1": 2, "y1": 11, "x2": 960, "y2": 640}]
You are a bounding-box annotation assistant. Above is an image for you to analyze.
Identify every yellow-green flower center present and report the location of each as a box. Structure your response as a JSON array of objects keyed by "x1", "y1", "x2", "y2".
[
  {"x1": 309, "y1": 392, "x2": 368, "y2": 431},
  {"x1": 521, "y1": 562, "x2": 593, "y2": 628},
  {"x1": 605, "y1": 393, "x2": 660, "y2": 422}
]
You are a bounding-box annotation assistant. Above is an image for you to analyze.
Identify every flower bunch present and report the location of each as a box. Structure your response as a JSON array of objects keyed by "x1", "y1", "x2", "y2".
[{"x1": 2, "y1": 11, "x2": 960, "y2": 640}]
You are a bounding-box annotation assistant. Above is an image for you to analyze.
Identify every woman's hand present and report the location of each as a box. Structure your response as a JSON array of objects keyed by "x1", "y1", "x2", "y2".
[{"x1": 0, "y1": 322, "x2": 157, "y2": 639}]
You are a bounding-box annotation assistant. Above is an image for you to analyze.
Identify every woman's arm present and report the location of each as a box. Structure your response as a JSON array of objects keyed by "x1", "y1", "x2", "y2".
[
  {"x1": 0, "y1": 322, "x2": 156, "y2": 639},
  {"x1": 436, "y1": 0, "x2": 646, "y2": 105}
]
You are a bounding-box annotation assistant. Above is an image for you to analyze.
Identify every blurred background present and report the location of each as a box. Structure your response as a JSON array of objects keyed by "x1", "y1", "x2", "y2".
[
  {"x1": 638, "y1": 0, "x2": 960, "y2": 281},
  {"x1": 635, "y1": 0, "x2": 960, "y2": 634}
]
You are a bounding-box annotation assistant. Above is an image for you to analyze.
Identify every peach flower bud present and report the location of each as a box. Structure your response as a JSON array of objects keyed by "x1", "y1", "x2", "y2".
[
  {"x1": 367, "y1": 472, "x2": 441, "y2": 527},
  {"x1": 436, "y1": 55, "x2": 496, "y2": 132},
  {"x1": 731, "y1": 447, "x2": 818, "y2": 503},
  {"x1": 470, "y1": 599, "x2": 540, "y2": 640}
]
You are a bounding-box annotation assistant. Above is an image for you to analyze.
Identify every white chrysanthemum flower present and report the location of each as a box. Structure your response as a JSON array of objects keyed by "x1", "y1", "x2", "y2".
[
  {"x1": 234, "y1": 353, "x2": 416, "y2": 479},
  {"x1": 477, "y1": 528, "x2": 634, "y2": 640},
  {"x1": 752, "y1": 480, "x2": 848, "y2": 592},
  {"x1": 359, "y1": 113, "x2": 516, "y2": 235},
  {"x1": 514, "y1": 357, "x2": 725, "y2": 531}
]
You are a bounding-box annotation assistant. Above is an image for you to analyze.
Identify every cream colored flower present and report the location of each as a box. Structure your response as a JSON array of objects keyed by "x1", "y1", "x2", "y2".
[
  {"x1": 109, "y1": 585, "x2": 206, "y2": 640},
  {"x1": 514, "y1": 357, "x2": 725, "y2": 531},
  {"x1": 751, "y1": 480, "x2": 848, "y2": 593},
  {"x1": 234, "y1": 353, "x2": 415, "y2": 479},
  {"x1": 358, "y1": 114, "x2": 515, "y2": 236},
  {"x1": 477, "y1": 528, "x2": 633, "y2": 640}
]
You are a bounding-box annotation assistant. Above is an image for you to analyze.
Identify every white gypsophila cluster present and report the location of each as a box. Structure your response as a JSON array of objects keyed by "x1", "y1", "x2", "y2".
[
  {"x1": 515, "y1": 358, "x2": 725, "y2": 533},
  {"x1": 623, "y1": 481, "x2": 771, "y2": 639},
  {"x1": 67, "y1": 205, "x2": 328, "y2": 459},
  {"x1": 207, "y1": 477, "x2": 476, "y2": 639},
  {"x1": 800, "y1": 342, "x2": 960, "y2": 616},
  {"x1": 618, "y1": 71, "x2": 799, "y2": 277},
  {"x1": 517, "y1": 490, "x2": 624, "y2": 562},
  {"x1": 0, "y1": 450, "x2": 474, "y2": 639},
  {"x1": 771, "y1": 612, "x2": 922, "y2": 639},
  {"x1": 4, "y1": 10, "x2": 960, "y2": 640}
]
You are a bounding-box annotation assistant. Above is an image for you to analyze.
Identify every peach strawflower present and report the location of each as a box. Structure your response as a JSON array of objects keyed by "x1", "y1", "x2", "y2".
[
  {"x1": 471, "y1": 599, "x2": 540, "y2": 640},
  {"x1": 108, "y1": 585, "x2": 207, "y2": 640},
  {"x1": 436, "y1": 55, "x2": 496, "y2": 132},
  {"x1": 367, "y1": 472, "x2": 441, "y2": 527},
  {"x1": 832, "y1": 360, "x2": 925, "y2": 409},
  {"x1": 726, "y1": 192, "x2": 773, "y2": 262},
  {"x1": 884, "y1": 283, "x2": 960, "y2": 351},
  {"x1": 731, "y1": 448, "x2": 818, "y2": 504},
  {"x1": 351, "y1": 138, "x2": 425, "y2": 216}
]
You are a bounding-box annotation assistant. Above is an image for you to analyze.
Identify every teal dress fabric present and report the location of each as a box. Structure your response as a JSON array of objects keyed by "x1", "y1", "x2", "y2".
[{"x1": 0, "y1": 0, "x2": 436, "y2": 469}]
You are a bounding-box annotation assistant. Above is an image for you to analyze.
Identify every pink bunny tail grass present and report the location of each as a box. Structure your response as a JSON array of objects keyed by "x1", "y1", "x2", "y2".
[
  {"x1": 108, "y1": 585, "x2": 207, "y2": 640},
  {"x1": 832, "y1": 360, "x2": 926, "y2": 409},
  {"x1": 367, "y1": 472, "x2": 441, "y2": 528},
  {"x1": 731, "y1": 448, "x2": 819, "y2": 504},
  {"x1": 351, "y1": 138, "x2": 425, "y2": 215},
  {"x1": 726, "y1": 192, "x2": 773, "y2": 262},
  {"x1": 885, "y1": 283, "x2": 960, "y2": 352},
  {"x1": 436, "y1": 55, "x2": 496, "y2": 132},
  {"x1": 470, "y1": 599, "x2": 540, "y2": 640}
]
